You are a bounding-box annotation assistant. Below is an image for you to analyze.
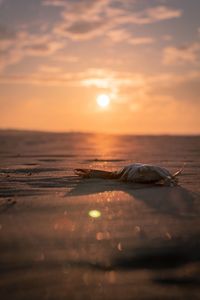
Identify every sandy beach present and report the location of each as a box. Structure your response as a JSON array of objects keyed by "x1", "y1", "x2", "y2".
[{"x1": 0, "y1": 130, "x2": 200, "y2": 300}]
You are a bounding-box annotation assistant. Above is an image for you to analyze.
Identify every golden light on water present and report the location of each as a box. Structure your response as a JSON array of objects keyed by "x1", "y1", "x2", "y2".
[
  {"x1": 96, "y1": 94, "x2": 110, "y2": 108},
  {"x1": 88, "y1": 210, "x2": 101, "y2": 218}
]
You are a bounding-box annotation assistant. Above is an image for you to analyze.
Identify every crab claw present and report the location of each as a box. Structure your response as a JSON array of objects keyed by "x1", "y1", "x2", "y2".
[
  {"x1": 74, "y1": 168, "x2": 117, "y2": 179},
  {"x1": 74, "y1": 169, "x2": 92, "y2": 178}
]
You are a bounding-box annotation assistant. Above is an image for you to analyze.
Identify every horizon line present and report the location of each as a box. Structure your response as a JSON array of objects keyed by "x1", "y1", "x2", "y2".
[{"x1": 0, "y1": 128, "x2": 199, "y2": 137}]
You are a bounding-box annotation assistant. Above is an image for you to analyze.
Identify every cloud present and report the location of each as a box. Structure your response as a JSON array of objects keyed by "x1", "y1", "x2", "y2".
[
  {"x1": 162, "y1": 35, "x2": 173, "y2": 41},
  {"x1": 106, "y1": 28, "x2": 131, "y2": 42},
  {"x1": 1, "y1": 66, "x2": 199, "y2": 88},
  {"x1": 54, "y1": 0, "x2": 111, "y2": 40},
  {"x1": 42, "y1": 0, "x2": 66, "y2": 6},
  {"x1": 23, "y1": 39, "x2": 62, "y2": 56},
  {"x1": 140, "y1": 5, "x2": 182, "y2": 23},
  {"x1": 0, "y1": 67, "x2": 143, "y2": 89},
  {"x1": 0, "y1": 1, "x2": 184, "y2": 71},
  {"x1": 106, "y1": 28, "x2": 155, "y2": 45},
  {"x1": 0, "y1": 72, "x2": 74, "y2": 85},
  {"x1": 53, "y1": 2, "x2": 182, "y2": 40},
  {"x1": 129, "y1": 37, "x2": 155, "y2": 45},
  {"x1": 0, "y1": 24, "x2": 16, "y2": 40},
  {"x1": 163, "y1": 42, "x2": 200, "y2": 64},
  {"x1": 106, "y1": 28, "x2": 155, "y2": 47},
  {"x1": 44, "y1": 0, "x2": 110, "y2": 14},
  {"x1": 55, "y1": 19, "x2": 109, "y2": 40},
  {"x1": 52, "y1": 55, "x2": 79, "y2": 63},
  {"x1": 0, "y1": 50, "x2": 23, "y2": 72},
  {"x1": 0, "y1": 30, "x2": 64, "y2": 71},
  {"x1": 107, "y1": 5, "x2": 182, "y2": 26}
]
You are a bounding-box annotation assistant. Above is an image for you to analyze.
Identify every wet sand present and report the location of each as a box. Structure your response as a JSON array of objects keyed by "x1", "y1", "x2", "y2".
[{"x1": 0, "y1": 131, "x2": 200, "y2": 300}]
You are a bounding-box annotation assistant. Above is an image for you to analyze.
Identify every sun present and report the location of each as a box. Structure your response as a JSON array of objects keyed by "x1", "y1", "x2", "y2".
[{"x1": 96, "y1": 94, "x2": 110, "y2": 108}]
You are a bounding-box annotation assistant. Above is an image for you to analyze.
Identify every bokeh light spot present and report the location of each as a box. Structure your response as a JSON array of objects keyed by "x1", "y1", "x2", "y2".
[{"x1": 88, "y1": 210, "x2": 101, "y2": 218}]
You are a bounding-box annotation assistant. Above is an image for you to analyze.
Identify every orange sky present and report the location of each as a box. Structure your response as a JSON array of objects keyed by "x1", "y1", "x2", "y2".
[{"x1": 0, "y1": 0, "x2": 200, "y2": 134}]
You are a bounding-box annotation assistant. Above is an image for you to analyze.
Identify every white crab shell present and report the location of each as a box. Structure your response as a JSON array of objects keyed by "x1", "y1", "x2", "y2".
[{"x1": 116, "y1": 163, "x2": 174, "y2": 184}]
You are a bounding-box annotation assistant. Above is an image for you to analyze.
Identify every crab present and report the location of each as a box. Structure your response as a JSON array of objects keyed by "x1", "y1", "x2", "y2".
[{"x1": 74, "y1": 163, "x2": 184, "y2": 186}]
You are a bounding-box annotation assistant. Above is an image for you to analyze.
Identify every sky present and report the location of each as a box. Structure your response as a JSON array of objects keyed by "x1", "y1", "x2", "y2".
[{"x1": 0, "y1": 0, "x2": 200, "y2": 134}]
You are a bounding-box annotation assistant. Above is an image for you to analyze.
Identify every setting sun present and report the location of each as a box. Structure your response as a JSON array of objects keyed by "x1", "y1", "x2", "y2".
[{"x1": 96, "y1": 94, "x2": 110, "y2": 108}]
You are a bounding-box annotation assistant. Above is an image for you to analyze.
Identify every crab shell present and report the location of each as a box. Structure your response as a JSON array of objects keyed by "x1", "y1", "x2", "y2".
[
  {"x1": 74, "y1": 163, "x2": 182, "y2": 186},
  {"x1": 115, "y1": 163, "x2": 177, "y2": 185}
]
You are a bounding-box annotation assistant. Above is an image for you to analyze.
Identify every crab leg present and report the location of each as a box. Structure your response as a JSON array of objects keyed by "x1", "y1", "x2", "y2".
[
  {"x1": 74, "y1": 168, "x2": 117, "y2": 179},
  {"x1": 172, "y1": 163, "x2": 185, "y2": 178}
]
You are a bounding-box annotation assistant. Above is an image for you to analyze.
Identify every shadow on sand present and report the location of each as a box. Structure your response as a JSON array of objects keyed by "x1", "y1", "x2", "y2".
[
  {"x1": 68, "y1": 178, "x2": 196, "y2": 219},
  {"x1": 65, "y1": 178, "x2": 200, "y2": 287}
]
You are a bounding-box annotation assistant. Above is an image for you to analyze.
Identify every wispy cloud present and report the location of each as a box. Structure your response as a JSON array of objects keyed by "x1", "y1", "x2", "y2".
[
  {"x1": 163, "y1": 42, "x2": 200, "y2": 64},
  {"x1": 106, "y1": 28, "x2": 155, "y2": 45},
  {"x1": 43, "y1": 0, "x2": 66, "y2": 6},
  {"x1": 0, "y1": 30, "x2": 64, "y2": 71},
  {"x1": 1, "y1": 66, "x2": 199, "y2": 100},
  {"x1": 55, "y1": 19, "x2": 109, "y2": 40},
  {"x1": 129, "y1": 37, "x2": 155, "y2": 45},
  {"x1": 0, "y1": 67, "x2": 143, "y2": 89},
  {"x1": 52, "y1": 1, "x2": 182, "y2": 40},
  {"x1": 0, "y1": 24, "x2": 16, "y2": 40},
  {"x1": 137, "y1": 5, "x2": 182, "y2": 24},
  {"x1": 106, "y1": 28, "x2": 130, "y2": 42}
]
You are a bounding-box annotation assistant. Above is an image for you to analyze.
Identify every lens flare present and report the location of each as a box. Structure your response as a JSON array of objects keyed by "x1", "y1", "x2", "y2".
[{"x1": 88, "y1": 210, "x2": 101, "y2": 218}]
